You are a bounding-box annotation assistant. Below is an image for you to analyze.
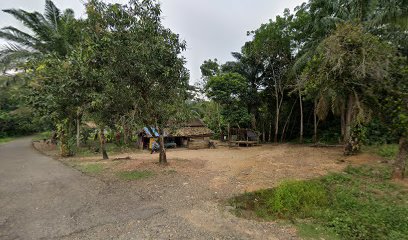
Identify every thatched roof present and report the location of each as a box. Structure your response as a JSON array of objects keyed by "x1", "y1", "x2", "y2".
[
  {"x1": 166, "y1": 127, "x2": 213, "y2": 137},
  {"x1": 184, "y1": 119, "x2": 205, "y2": 127},
  {"x1": 139, "y1": 119, "x2": 213, "y2": 138},
  {"x1": 84, "y1": 121, "x2": 98, "y2": 129}
]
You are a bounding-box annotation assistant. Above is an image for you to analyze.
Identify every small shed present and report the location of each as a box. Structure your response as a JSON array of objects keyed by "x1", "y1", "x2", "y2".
[
  {"x1": 137, "y1": 127, "x2": 169, "y2": 149},
  {"x1": 229, "y1": 128, "x2": 259, "y2": 147},
  {"x1": 138, "y1": 119, "x2": 213, "y2": 150},
  {"x1": 166, "y1": 119, "x2": 214, "y2": 149}
]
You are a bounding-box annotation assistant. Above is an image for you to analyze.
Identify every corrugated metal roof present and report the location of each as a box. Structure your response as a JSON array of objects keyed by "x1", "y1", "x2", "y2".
[{"x1": 142, "y1": 127, "x2": 168, "y2": 138}]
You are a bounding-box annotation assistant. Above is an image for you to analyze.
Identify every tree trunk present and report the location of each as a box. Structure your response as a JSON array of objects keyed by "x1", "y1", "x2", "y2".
[
  {"x1": 123, "y1": 122, "x2": 129, "y2": 145},
  {"x1": 262, "y1": 123, "x2": 265, "y2": 142},
  {"x1": 100, "y1": 128, "x2": 109, "y2": 159},
  {"x1": 268, "y1": 121, "x2": 272, "y2": 142},
  {"x1": 340, "y1": 104, "x2": 346, "y2": 143},
  {"x1": 158, "y1": 127, "x2": 167, "y2": 164},
  {"x1": 76, "y1": 116, "x2": 80, "y2": 148},
  {"x1": 392, "y1": 136, "x2": 408, "y2": 179},
  {"x1": 227, "y1": 123, "x2": 230, "y2": 142},
  {"x1": 299, "y1": 90, "x2": 304, "y2": 144},
  {"x1": 313, "y1": 99, "x2": 318, "y2": 143},
  {"x1": 251, "y1": 114, "x2": 256, "y2": 131},
  {"x1": 281, "y1": 101, "x2": 296, "y2": 143},
  {"x1": 217, "y1": 103, "x2": 222, "y2": 140},
  {"x1": 274, "y1": 91, "x2": 280, "y2": 144},
  {"x1": 344, "y1": 94, "x2": 354, "y2": 143},
  {"x1": 60, "y1": 128, "x2": 70, "y2": 157}
]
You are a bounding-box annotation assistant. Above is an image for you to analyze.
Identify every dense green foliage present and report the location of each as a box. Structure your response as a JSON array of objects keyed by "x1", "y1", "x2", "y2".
[
  {"x1": 0, "y1": 0, "x2": 189, "y2": 162},
  {"x1": 197, "y1": 0, "x2": 407, "y2": 176},
  {"x1": 230, "y1": 165, "x2": 408, "y2": 239},
  {"x1": 0, "y1": 76, "x2": 49, "y2": 138}
]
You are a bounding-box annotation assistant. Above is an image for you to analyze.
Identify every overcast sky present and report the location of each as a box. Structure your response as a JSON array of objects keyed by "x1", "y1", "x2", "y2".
[{"x1": 0, "y1": 0, "x2": 305, "y2": 83}]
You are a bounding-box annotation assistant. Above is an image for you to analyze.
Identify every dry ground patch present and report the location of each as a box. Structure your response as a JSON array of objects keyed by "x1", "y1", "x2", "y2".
[
  {"x1": 32, "y1": 142, "x2": 388, "y2": 239},
  {"x1": 51, "y1": 144, "x2": 380, "y2": 194}
]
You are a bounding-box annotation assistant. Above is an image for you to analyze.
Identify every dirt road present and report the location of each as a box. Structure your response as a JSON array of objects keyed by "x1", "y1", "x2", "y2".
[{"x1": 0, "y1": 138, "x2": 298, "y2": 240}]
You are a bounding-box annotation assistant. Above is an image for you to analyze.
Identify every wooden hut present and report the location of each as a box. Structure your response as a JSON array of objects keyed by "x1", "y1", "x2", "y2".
[
  {"x1": 228, "y1": 128, "x2": 259, "y2": 147},
  {"x1": 166, "y1": 119, "x2": 214, "y2": 149},
  {"x1": 138, "y1": 119, "x2": 213, "y2": 150}
]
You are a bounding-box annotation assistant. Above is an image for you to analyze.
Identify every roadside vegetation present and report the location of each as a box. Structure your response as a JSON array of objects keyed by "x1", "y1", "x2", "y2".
[
  {"x1": 0, "y1": 137, "x2": 15, "y2": 144},
  {"x1": 230, "y1": 164, "x2": 408, "y2": 240}
]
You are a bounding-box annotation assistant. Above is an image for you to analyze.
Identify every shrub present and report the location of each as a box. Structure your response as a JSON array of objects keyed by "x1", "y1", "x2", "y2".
[{"x1": 230, "y1": 165, "x2": 408, "y2": 240}]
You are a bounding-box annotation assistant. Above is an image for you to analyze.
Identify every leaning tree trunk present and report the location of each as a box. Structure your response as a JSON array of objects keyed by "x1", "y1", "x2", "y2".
[
  {"x1": 299, "y1": 90, "x2": 304, "y2": 144},
  {"x1": 393, "y1": 136, "x2": 408, "y2": 179},
  {"x1": 158, "y1": 127, "x2": 167, "y2": 164},
  {"x1": 273, "y1": 75, "x2": 280, "y2": 143},
  {"x1": 274, "y1": 95, "x2": 280, "y2": 144},
  {"x1": 281, "y1": 101, "x2": 296, "y2": 143},
  {"x1": 99, "y1": 128, "x2": 109, "y2": 160}
]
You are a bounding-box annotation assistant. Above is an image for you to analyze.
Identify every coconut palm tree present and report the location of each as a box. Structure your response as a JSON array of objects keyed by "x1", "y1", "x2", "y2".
[{"x1": 0, "y1": 0, "x2": 81, "y2": 71}]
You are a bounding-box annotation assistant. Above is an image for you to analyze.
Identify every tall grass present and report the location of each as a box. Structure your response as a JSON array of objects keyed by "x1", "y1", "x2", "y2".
[{"x1": 230, "y1": 165, "x2": 408, "y2": 240}]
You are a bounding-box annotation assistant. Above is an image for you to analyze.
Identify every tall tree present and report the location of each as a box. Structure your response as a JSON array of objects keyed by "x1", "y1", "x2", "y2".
[
  {"x1": 205, "y1": 72, "x2": 251, "y2": 129},
  {"x1": 84, "y1": 0, "x2": 189, "y2": 163},
  {"x1": 0, "y1": 0, "x2": 81, "y2": 70},
  {"x1": 250, "y1": 11, "x2": 293, "y2": 143},
  {"x1": 302, "y1": 23, "x2": 396, "y2": 144}
]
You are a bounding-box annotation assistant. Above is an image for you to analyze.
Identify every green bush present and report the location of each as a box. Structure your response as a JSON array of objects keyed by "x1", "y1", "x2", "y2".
[{"x1": 230, "y1": 165, "x2": 408, "y2": 240}]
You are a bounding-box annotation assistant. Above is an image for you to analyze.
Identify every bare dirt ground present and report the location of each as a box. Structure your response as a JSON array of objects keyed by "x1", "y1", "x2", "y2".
[
  {"x1": 88, "y1": 144, "x2": 377, "y2": 193},
  {"x1": 26, "y1": 141, "x2": 383, "y2": 239}
]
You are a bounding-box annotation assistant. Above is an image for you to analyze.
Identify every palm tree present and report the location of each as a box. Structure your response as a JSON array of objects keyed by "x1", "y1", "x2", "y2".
[{"x1": 0, "y1": 0, "x2": 80, "y2": 71}]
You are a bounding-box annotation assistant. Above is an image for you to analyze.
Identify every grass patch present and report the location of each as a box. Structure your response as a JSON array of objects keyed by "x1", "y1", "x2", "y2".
[
  {"x1": 230, "y1": 165, "x2": 408, "y2": 240},
  {"x1": 364, "y1": 144, "x2": 398, "y2": 160},
  {"x1": 296, "y1": 222, "x2": 340, "y2": 240},
  {"x1": 75, "y1": 147, "x2": 98, "y2": 157},
  {"x1": 376, "y1": 144, "x2": 398, "y2": 159},
  {"x1": 116, "y1": 170, "x2": 154, "y2": 180},
  {"x1": 0, "y1": 137, "x2": 15, "y2": 144},
  {"x1": 77, "y1": 163, "x2": 104, "y2": 174}
]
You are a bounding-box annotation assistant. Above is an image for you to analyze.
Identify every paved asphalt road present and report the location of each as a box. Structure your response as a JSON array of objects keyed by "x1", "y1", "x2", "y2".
[{"x1": 0, "y1": 138, "x2": 163, "y2": 239}]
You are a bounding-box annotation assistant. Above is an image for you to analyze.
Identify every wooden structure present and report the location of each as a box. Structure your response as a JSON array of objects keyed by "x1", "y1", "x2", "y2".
[
  {"x1": 138, "y1": 119, "x2": 214, "y2": 150},
  {"x1": 228, "y1": 128, "x2": 259, "y2": 147},
  {"x1": 166, "y1": 119, "x2": 214, "y2": 149},
  {"x1": 137, "y1": 127, "x2": 166, "y2": 149}
]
